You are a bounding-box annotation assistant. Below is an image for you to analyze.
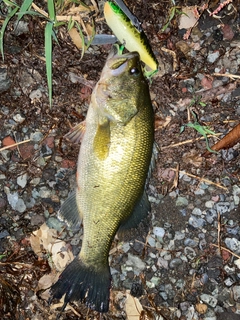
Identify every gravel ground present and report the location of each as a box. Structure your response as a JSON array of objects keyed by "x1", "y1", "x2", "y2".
[{"x1": 0, "y1": 1, "x2": 240, "y2": 319}]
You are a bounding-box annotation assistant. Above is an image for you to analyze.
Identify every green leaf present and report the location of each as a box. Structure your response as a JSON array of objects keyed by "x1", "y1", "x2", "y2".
[
  {"x1": 17, "y1": 0, "x2": 33, "y2": 21},
  {"x1": 74, "y1": 21, "x2": 86, "y2": 60},
  {"x1": 45, "y1": 21, "x2": 53, "y2": 108},
  {"x1": 47, "y1": 0, "x2": 56, "y2": 22},
  {"x1": 180, "y1": 125, "x2": 185, "y2": 134},
  {"x1": 67, "y1": 17, "x2": 75, "y2": 31},
  {"x1": 16, "y1": 10, "x2": 45, "y2": 17},
  {"x1": 0, "y1": 6, "x2": 19, "y2": 61},
  {"x1": 2, "y1": 0, "x2": 19, "y2": 7}
]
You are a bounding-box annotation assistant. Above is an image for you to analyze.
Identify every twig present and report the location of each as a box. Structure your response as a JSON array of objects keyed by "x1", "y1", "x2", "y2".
[
  {"x1": 32, "y1": 3, "x2": 48, "y2": 18},
  {"x1": 0, "y1": 139, "x2": 31, "y2": 152},
  {"x1": 170, "y1": 168, "x2": 228, "y2": 191},
  {"x1": 0, "y1": 261, "x2": 33, "y2": 268},
  {"x1": 212, "y1": 244, "x2": 240, "y2": 259},
  {"x1": 213, "y1": 73, "x2": 240, "y2": 80},
  {"x1": 161, "y1": 133, "x2": 222, "y2": 149},
  {"x1": 169, "y1": 163, "x2": 179, "y2": 192},
  {"x1": 217, "y1": 212, "x2": 221, "y2": 253}
]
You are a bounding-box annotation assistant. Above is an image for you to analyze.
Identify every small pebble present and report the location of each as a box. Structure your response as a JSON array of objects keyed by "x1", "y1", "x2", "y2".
[
  {"x1": 17, "y1": 173, "x2": 28, "y2": 188},
  {"x1": 207, "y1": 51, "x2": 220, "y2": 63},
  {"x1": 169, "y1": 258, "x2": 183, "y2": 269},
  {"x1": 205, "y1": 200, "x2": 215, "y2": 208},
  {"x1": 215, "y1": 202, "x2": 230, "y2": 215},
  {"x1": 188, "y1": 215, "x2": 206, "y2": 228},
  {"x1": 200, "y1": 293, "x2": 218, "y2": 307},
  {"x1": 153, "y1": 226, "x2": 165, "y2": 238},
  {"x1": 176, "y1": 196, "x2": 188, "y2": 206}
]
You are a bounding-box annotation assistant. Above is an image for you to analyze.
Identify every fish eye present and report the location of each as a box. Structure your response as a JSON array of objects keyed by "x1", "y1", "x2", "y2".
[{"x1": 129, "y1": 67, "x2": 140, "y2": 76}]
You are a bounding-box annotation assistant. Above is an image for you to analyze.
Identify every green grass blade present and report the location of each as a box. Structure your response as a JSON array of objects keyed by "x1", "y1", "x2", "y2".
[
  {"x1": 17, "y1": 0, "x2": 33, "y2": 21},
  {"x1": 85, "y1": 19, "x2": 95, "y2": 50},
  {"x1": 75, "y1": 21, "x2": 85, "y2": 59},
  {"x1": 2, "y1": 0, "x2": 19, "y2": 6},
  {"x1": 47, "y1": 0, "x2": 56, "y2": 22},
  {"x1": 45, "y1": 21, "x2": 53, "y2": 108},
  {"x1": 0, "y1": 6, "x2": 19, "y2": 61}
]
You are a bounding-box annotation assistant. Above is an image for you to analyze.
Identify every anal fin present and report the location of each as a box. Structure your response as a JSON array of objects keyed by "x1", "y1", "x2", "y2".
[
  {"x1": 57, "y1": 191, "x2": 82, "y2": 231},
  {"x1": 118, "y1": 191, "x2": 150, "y2": 233}
]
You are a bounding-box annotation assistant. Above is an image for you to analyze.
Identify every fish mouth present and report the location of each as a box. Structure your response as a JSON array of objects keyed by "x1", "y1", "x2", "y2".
[{"x1": 105, "y1": 47, "x2": 140, "y2": 76}]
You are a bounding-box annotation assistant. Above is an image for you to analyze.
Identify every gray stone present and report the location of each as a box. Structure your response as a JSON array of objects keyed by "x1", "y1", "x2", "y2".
[
  {"x1": 184, "y1": 246, "x2": 196, "y2": 260},
  {"x1": 174, "y1": 230, "x2": 185, "y2": 240},
  {"x1": 126, "y1": 253, "x2": 146, "y2": 275},
  {"x1": 169, "y1": 258, "x2": 183, "y2": 269},
  {"x1": 225, "y1": 237, "x2": 240, "y2": 253},
  {"x1": 233, "y1": 285, "x2": 240, "y2": 302},
  {"x1": 17, "y1": 173, "x2": 28, "y2": 188},
  {"x1": 205, "y1": 200, "x2": 215, "y2": 208},
  {"x1": 200, "y1": 293, "x2": 218, "y2": 307},
  {"x1": 206, "y1": 209, "x2": 217, "y2": 224},
  {"x1": 29, "y1": 89, "x2": 43, "y2": 101},
  {"x1": 30, "y1": 131, "x2": 43, "y2": 142},
  {"x1": 215, "y1": 202, "x2": 230, "y2": 215},
  {"x1": 13, "y1": 113, "x2": 25, "y2": 124},
  {"x1": 176, "y1": 196, "x2": 188, "y2": 206},
  {"x1": 46, "y1": 217, "x2": 64, "y2": 232},
  {"x1": 0, "y1": 230, "x2": 10, "y2": 239},
  {"x1": 153, "y1": 226, "x2": 165, "y2": 238},
  {"x1": 188, "y1": 215, "x2": 206, "y2": 228},
  {"x1": 7, "y1": 192, "x2": 26, "y2": 213},
  {"x1": 192, "y1": 207, "x2": 202, "y2": 215},
  {"x1": 184, "y1": 238, "x2": 199, "y2": 247},
  {"x1": 0, "y1": 67, "x2": 11, "y2": 92}
]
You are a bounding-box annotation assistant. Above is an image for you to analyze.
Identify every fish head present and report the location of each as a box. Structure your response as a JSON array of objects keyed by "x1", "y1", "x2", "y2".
[{"x1": 94, "y1": 45, "x2": 148, "y2": 125}]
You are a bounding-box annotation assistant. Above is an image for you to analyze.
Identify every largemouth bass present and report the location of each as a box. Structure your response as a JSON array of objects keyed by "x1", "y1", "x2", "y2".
[{"x1": 50, "y1": 45, "x2": 154, "y2": 313}]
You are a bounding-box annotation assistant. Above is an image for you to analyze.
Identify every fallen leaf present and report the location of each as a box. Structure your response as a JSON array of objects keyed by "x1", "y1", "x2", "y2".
[
  {"x1": 125, "y1": 291, "x2": 143, "y2": 320},
  {"x1": 179, "y1": 7, "x2": 198, "y2": 29},
  {"x1": 68, "y1": 27, "x2": 84, "y2": 49},
  {"x1": 182, "y1": 149, "x2": 203, "y2": 167},
  {"x1": 30, "y1": 223, "x2": 74, "y2": 271},
  {"x1": 195, "y1": 303, "x2": 207, "y2": 314}
]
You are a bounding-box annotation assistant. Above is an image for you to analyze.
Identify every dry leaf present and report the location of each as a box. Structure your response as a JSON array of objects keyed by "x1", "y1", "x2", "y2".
[
  {"x1": 30, "y1": 223, "x2": 58, "y2": 255},
  {"x1": 182, "y1": 149, "x2": 203, "y2": 167},
  {"x1": 125, "y1": 290, "x2": 143, "y2": 320},
  {"x1": 30, "y1": 223, "x2": 74, "y2": 272},
  {"x1": 68, "y1": 27, "x2": 84, "y2": 49},
  {"x1": 179, "y1": 7, "x2": 198, "y2": 29},
  {"x1": 68, "y1": 5, "x2": 90, "y2": 15},
  {"x1": 195, "y1": 303, "x2": 208, "y2": 314}
]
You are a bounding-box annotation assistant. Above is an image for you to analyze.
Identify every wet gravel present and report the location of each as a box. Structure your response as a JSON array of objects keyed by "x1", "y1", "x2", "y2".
[{"x1": 1, "y1": 0, "x2": 240, "y2": 319}]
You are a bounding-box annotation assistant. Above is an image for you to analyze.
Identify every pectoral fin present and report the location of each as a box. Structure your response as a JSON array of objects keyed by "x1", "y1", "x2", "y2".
[
  {"x1": 64, "y1": 121, "x2": 86, "y2": 144},
  {"x1": 93, "y1": 118, "x2": 110, "y2": 160}
]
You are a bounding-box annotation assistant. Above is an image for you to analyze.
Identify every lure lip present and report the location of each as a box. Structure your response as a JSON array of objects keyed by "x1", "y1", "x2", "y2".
[{"x1": 112, "y1": 0, "x2": 142, "y2": 32}]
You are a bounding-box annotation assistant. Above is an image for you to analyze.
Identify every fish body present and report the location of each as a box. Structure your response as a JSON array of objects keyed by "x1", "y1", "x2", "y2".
[
  {"x1": 104, "y1": 1, "x2": 158, "y2": 72},
  {"x1": 50, "y1": 45, "x2": 154, "y2": 313}
]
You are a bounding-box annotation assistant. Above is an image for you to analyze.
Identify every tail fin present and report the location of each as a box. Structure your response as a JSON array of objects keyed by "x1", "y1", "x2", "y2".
[{"x1": 50, "y1": 257, "x2": 111, "y2": 313}]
